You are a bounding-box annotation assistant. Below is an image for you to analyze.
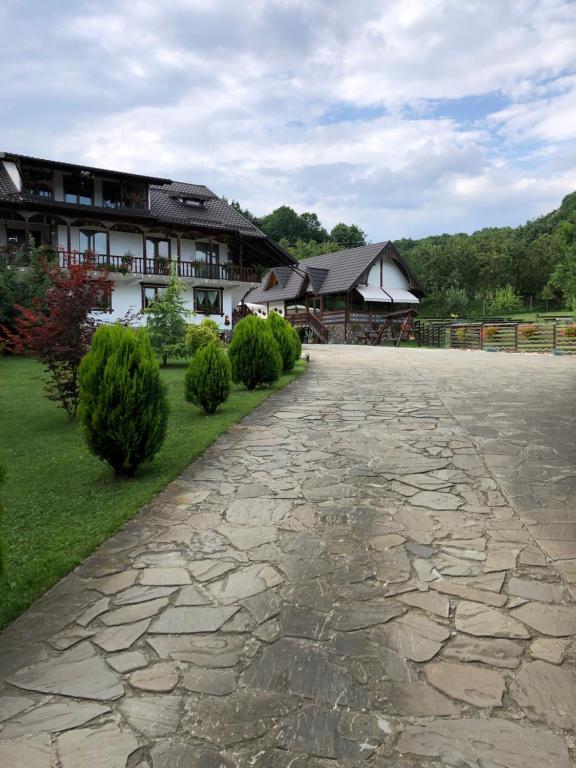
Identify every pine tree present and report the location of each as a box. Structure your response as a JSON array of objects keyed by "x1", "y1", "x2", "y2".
[
  {"x1": 145, "y1": 265, "x2": 189, "y2": 366},
  {"x1": 185, "y1": 342, "x2": 231, "y2": 414},
  {"x1": 228, "y1": 315, "x2": 282, "y2": 390},
  {"x1": 78, "y1": 325, "x2": 168, "y2": 477}
]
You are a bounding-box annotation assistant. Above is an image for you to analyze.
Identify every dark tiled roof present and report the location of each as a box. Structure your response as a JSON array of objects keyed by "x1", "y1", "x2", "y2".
[
  {"x1": 272, "y1": 266, "x2": 293, "y2": 287},
  {"x1": 300, "y1": 242, "x2": 388, "y2": 295},
  {"x1": 150, "y1": 183, "x2": 266, "y2": 237},
  {"x1": 306, "y1": 266, "x2": 329, "y2": 292},
  {"x1": 0, "y1": 153, "x2": 295, "y2": 265},
  {"x1": 248, "y1": 267, "x2": 306, "y2": 303},
  {"x1": 248, "y1": 242, "x2": 388, "y2": 302},
  {"x1": 245, "y1": 241, "x2": 424, "y2": 303}
]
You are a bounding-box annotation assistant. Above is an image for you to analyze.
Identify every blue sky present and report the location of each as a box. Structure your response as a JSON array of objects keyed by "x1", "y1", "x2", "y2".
[{"x1": 1, "y1": 0, "x2": 576, "y2": 240}]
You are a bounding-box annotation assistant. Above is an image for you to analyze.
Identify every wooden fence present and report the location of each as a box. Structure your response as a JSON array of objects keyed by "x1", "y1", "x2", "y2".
[{"x1": 449, "y1": 322, "x2": 576, "y2": 353}]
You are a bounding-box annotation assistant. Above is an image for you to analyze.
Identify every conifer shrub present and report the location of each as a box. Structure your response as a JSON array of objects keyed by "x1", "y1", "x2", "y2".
[
  {"x1": 267, "y1": 311, "x2": 296, "y2": 373},
  {"x1": 78, "y1": 325, "x2": 168, "y2": 477},
  {"x1": 186, "y1": 318, "x2": 221, "y2": 356},
  {"x1": 228, "y1": 315, "x2": 282, "y2": 390},
  {"x1": 185, "y1": 341, "x2": 232, "y2": 414},
  {"x1": 288, "y1": 324, "x2": 302, "y2": 365}
]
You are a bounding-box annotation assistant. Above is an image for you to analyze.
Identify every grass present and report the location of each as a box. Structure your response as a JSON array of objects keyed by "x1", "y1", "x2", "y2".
[{"x1": 0, "y1": 356, "x2": 305, "y2": 629}]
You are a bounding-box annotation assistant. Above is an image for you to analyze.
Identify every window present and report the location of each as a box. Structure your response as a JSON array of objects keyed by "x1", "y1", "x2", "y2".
[
  {"x1": 64, "y1": 174, "x2": 94, "y2": 205},
  {"x1": 79, "y1": 230, "x2": 107, "y2": 254},
  {"x1": 195, "y1": 242, "x2": 220, "y2": 264},
  {"x1": 180, "y1": 196, "x2": 205, "y2": 208},
  {"x1": 266, "y1": 272, "x2": 279, "y2": 289},
  {"x1": 102, "y1": 180, "x2": 122, "y2": 208},
  {"x1": 21, "y1": 165, "x2": 54, "y2": 198},
  {"x1": 146, "y1": 238, "x2": 170, "y2": 259},
  {"x1": 122, "y1": 181, "x2": 147, "y2": 209},
  {"x1": 91, "y1": 283, "x2": 112, "y2": 312},
  {"x1": 141, "y1": 284, "x2": 167, "y2": 309},
  {"x1": 195, "y1": 288, "x2": 222, "y2": 315},
  {"x1": 102, "y1": 179, "x2": 148, "y2": 209},
  {"x1": 6, "y1": 229, "x2": 43, "y2": 247}
]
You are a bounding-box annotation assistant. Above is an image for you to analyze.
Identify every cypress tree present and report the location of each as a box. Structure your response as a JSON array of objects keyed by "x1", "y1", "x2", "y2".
[
  {"x1": 267, "y1": 311, "x2": 296, "y2": 373},
  {"x1": 78, "y1": 325, "x2": 168, "y2": 477},
  {"x1": 288, "y1": 324, "x2": 302, "y2": 365},
  {"x1": 185, "y1": 342, "x2": 231, "y2": 414},
  {"x1": 228, "y1": 315, "x2": 282, "y2": 390}
]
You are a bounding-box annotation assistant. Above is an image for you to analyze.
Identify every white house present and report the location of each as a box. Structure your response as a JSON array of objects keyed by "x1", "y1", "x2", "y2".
[{"x1": 0, "y1": 152, "x2": 295, "y2": 328}]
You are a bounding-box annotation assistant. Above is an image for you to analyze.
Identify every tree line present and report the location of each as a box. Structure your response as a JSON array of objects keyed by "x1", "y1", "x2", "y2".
[
  {"x1": 395, "y1": 191, "x2": 576, "y2": 315},
  {"x1": 231, "y1": 191, "x2": 576, "y2": 315},
  {"x1": 226, "y1": 200, "x2": 367, "y2": 257}
]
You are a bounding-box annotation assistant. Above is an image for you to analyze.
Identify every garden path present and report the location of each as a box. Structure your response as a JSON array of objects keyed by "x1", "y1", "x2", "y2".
[{"x1": 1, "y1": 345, "x2": 576, "y2": 767}]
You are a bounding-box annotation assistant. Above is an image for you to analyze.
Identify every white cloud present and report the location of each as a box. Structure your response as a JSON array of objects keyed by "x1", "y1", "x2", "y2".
[{"x1": 1, "y1": 0, "x2": 576, "y2": 239}]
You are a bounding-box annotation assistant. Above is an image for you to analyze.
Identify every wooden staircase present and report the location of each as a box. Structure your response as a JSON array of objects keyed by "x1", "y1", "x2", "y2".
[{"x1": 287, "y1": 311, "x2": 329, "y2": 343}]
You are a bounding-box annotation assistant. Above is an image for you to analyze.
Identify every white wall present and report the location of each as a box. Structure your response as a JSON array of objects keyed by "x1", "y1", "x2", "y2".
[
  {"x1": 366, "y1": 255, "x2": 410, "y2": 290},
  {"x1": 2, "y1": 160, "x2": 20, "y2": 189},
  {"x1": 110, "y1": 231, "x2": 142, "y2": 256},
  {"x1": 98, "y1": 278, "x2": 240, "y2": 330}
]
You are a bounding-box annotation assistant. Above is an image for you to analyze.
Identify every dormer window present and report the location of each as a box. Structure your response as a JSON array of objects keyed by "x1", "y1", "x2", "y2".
[
  {"x1": 64, "y1": 173, "x2": 94, "y2": 205},
  {"x1": 179, "y1": 196, "x2": 205, "y2": 209},
  {"x1": 266, "y1": 272, "x2": 279, "y2": 289},
  {"x1": 21, "y1": 165, "x2": 54, "y2": 198}
]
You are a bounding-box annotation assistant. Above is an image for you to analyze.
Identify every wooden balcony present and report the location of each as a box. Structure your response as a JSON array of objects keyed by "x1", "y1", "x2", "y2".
[{"x1": 0, "y1": 246, "x2": 260, "y2": 283}]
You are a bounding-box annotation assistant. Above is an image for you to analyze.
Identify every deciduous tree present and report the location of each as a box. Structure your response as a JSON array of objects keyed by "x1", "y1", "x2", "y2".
[{"x1": 4, "y1": 262, "x2": 111, "y2": 419}]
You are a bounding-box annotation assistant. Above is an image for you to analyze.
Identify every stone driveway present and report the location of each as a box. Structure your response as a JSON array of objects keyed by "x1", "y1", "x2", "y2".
[{"x1": 1, "y1": 345, "x2": 576, "y2": 767}]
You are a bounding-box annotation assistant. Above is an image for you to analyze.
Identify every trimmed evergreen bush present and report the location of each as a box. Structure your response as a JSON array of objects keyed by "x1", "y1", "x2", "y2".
[
  {"x1": 185, "y1": 341, "x2": 232, "y2": 414},
  {"x1": 78, "y1": 325, "x2": 168, "y2": 477},
  {"x1": 228, "y1": 315, "x2": 282, "y2": 390},
  {"x1": 288, "y1": 324, "x2": 302, "y2": 366},
  {"x1": 186, "y1": 318, "x2": 221, "y2": 357},
  {"x1": 267, "y1": 311, "x2": 296, "y2": 373}
]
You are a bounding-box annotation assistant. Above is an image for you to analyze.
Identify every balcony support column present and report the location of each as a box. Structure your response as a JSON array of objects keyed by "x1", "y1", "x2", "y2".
[
  {"x1": 176, "y1": 233, "x2": 181, "y2": 276},
  {"x1": 23, "y1": 216, "x2": 30, "y2": 260},
  {"x1": 142, "y1": 232, "x2": 147, "y2": 274}
]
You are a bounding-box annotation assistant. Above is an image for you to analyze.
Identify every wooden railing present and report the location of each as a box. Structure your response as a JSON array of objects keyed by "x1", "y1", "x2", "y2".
[
  {"x1": 0, "y1": 246, "x2": 259, "y2": 283},
  {"x1": 450, "y1": 321, "x2": 576, "y2": 353},
  {"x1": 287, "y1": 311, "x2": 330, "y2": 343}
]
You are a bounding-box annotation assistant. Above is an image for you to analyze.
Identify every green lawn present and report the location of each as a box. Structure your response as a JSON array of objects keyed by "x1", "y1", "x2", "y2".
[{"x1": 0, "y1": 356, "x2": 305, "y2": 629}]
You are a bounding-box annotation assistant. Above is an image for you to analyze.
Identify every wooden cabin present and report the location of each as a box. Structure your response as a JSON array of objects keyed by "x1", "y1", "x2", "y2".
[{"x1": 246, "y1": 241, "x2": 424, "y2": 344}]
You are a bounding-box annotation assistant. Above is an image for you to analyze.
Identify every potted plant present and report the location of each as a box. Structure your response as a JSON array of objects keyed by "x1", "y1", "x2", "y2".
[{"x1": 156, "y1": 256, "x2": 170, "y2": 274}]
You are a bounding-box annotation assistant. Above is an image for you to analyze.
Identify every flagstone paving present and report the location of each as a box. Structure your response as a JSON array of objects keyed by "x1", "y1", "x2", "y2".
[{"x1": 1, "y1": 345, "x2": 576, "y2": 766}]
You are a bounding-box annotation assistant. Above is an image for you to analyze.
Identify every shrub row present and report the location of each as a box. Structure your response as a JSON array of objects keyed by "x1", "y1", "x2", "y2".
[{"x1": 76, "y1": 312, "x2": 302, "y2": 478}]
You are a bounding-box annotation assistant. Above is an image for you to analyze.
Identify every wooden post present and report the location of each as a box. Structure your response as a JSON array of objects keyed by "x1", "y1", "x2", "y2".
[
  {"x1": 142, "y1": 233, "x2": 147, "y2": 274},
  {"x1": 24, "y1": 217, "x2": 30, "y2": 261},
  {"x1": 553, "y1": 323, "x2": 557, "y2": 351},
  {"x1": 66, "y1": 223, "x2": 72, "y2": 265},
  {"x1": 176, "y1": 233, "x2": 181, "y2": 276},
  {"x1": 344, "y1": 292, "x2": 350, "y2": 343}
]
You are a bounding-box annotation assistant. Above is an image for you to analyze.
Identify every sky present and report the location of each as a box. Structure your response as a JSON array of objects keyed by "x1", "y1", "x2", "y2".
[{"x1": 1, "y1": 0, "x2": 576, "y2": 240}]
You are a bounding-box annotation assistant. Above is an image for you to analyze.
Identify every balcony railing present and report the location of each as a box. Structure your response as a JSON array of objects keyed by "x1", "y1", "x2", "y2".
[{"x1": 0, "y1": 246, "x2": 260, "y2": 283}]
